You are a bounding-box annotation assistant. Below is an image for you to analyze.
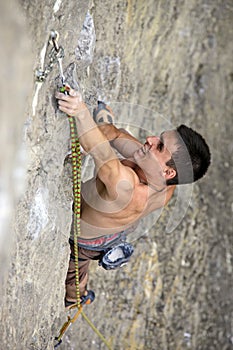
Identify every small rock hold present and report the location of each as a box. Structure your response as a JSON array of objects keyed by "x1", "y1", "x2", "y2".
[{"x1": 75, "y1": 11, "x2": 96, "y2": 67}]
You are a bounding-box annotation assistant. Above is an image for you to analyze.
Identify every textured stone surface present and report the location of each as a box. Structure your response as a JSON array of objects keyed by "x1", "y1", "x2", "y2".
[
  {"x1": 0, "y1": 0, "x2": 32, "y2": 285},
  {"x1": 0, "y1": 1, "x2": 232, "y2": 350}
]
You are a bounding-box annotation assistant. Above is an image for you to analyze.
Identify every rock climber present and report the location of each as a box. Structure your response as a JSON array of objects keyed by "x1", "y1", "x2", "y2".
[{"x1": 55, "y1": 88, "x2": 211, "y2": 308}]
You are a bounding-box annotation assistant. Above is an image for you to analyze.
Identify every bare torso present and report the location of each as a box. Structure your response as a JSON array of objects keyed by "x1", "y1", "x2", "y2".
[{"x1": 80, "y1": 161, "x2": 175, "y2": 238}]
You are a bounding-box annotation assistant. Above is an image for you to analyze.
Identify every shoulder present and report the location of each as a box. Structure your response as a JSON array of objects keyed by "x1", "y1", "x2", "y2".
[{"x1": 98, "y1": 160, "x2": 139, "y2": 200}]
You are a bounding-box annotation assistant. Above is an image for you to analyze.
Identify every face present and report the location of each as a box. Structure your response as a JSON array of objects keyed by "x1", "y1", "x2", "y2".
[{"x1": 133, "y1": 130, "x2": 178, "y2": 186}]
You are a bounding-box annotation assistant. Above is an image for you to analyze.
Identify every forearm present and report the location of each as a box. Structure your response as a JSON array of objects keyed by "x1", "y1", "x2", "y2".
[
  {"x1": 75, "y1": 105, "x2": 117, "y2": 165},
  {"x1": 55, "y1": 91, "x2": 117, "y2": 168},
  {"x1": 99, "y1": 124, "x2": 142, "y2": 158}
]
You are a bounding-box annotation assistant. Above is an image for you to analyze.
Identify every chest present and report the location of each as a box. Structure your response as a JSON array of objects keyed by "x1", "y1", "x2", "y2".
[{"x1": 81, "y1": 177, "x2": 148, "y2": 218}]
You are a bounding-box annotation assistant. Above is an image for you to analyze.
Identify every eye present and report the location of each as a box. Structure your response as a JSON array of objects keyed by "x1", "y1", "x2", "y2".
[{"x1": 157, "y1": 140, "x2": 164, "y2": 152}]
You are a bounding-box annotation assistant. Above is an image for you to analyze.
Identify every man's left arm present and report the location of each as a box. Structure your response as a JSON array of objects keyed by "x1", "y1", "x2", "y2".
[{"x1": 98, "y1": 124, "x2": 142, "y2": 158}]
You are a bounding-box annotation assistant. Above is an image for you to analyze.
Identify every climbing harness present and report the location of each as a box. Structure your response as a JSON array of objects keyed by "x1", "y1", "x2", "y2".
[{"x1": 49, "y1": 31, "x2": 112, "y2": 350}]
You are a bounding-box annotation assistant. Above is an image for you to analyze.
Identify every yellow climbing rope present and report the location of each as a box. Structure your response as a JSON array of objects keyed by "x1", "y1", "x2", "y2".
[
  {"x1": 69, "y1": 112, "x2": 82, "y2": 310},
  {"x1": 39, "y1": 30, "x2": 112, "y2": 349},
  {"x1": 54, "y1": 86, "x2": 112, "y2": 350}
]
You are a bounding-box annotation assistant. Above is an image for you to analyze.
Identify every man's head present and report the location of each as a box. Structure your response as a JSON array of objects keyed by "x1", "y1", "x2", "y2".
[
  {"x1": 134, "y1": 124, "x2": 211, "y2": 187},
  {"x1": 165, "y1": 124, "x2": 211, "y2": 185}
]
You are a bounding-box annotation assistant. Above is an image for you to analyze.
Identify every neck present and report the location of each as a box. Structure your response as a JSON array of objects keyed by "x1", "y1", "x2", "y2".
[{"x1": 121, "y1": 159, "x2": 166, "y2": 193}]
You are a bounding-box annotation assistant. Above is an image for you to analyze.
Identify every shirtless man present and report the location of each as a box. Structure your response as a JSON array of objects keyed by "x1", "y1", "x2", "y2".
[{"x1": 55, "y1": 89, "x2": 211, "y2": 307}]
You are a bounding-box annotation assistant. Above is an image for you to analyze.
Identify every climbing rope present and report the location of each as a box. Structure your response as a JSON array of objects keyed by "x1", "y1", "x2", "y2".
[
  {"x1": 54, "y1": 85, "x2": 83, "y2": 348},
  {"x1": 51, "y1": 31, "x2": 112, "y2": 349},
  {"x1": 54, "y1": 85, "x2": 112, "y2": 350},
  {"x1": 68, "y1": 110, "x2": 82, "y2": 310}
]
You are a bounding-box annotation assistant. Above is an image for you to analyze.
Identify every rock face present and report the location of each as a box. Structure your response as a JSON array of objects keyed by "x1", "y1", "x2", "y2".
[
  {"x1": 0, "y1": 0, "x2": 32, "y2": 281},
  {"x1": 1, "y1": 1, "x2": 232, "y2": 350}
]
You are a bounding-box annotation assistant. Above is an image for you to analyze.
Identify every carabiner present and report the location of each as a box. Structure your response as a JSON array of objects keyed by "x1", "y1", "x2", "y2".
[{"x1": 50, "y1": 30, "x2": 65, "y2": 84}]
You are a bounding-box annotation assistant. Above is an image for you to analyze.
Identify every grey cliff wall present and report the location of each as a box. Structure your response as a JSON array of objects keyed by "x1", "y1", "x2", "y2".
[{"x1": 0, "y1": 1, "x2": 232, "y2": 350}]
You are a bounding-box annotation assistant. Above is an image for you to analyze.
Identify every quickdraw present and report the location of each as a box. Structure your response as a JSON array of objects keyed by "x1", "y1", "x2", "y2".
[
  {"x1": 50, "y1": 31, "x2": 112, "y2": 350},
  {"x1": 54, "y1": 306, "x2": 83, "y2": 348},
  {"x1": 35, "y1": 30, "x2": 64, "y2": 83}
]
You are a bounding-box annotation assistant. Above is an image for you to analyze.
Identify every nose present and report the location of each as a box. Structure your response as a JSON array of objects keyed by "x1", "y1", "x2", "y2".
[{"x1": 146, "y1": 136, "x2": 160, "y2": 145}]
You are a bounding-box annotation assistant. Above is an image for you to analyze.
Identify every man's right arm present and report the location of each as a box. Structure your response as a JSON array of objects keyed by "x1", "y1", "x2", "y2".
[{"x1": 55, "y1": 90, "x2": 137, "y2": 200}]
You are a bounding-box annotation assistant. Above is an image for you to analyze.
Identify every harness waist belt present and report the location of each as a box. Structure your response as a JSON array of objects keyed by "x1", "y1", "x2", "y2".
[{"x1": 77, "y1": 231, "x2": 126, "y2": 251}]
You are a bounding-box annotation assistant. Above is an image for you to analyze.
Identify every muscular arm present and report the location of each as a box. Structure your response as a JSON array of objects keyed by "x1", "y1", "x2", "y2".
[
  {"x1": 55, "y1": 90, "x2": 136, "y2": 198},
  {"x1": 98, "y1": 124, "x2": 143, "y2": 158}
]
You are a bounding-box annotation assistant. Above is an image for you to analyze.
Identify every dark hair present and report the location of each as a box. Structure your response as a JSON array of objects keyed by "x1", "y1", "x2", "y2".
[{"x1": 166, "y1": 124, "x2": 211, "y2": 185}]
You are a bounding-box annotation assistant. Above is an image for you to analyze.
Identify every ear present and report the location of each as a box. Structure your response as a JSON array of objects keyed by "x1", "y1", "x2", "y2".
[{"x1": 163, "y1": 167, "x2": 176, "y2": 180}]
